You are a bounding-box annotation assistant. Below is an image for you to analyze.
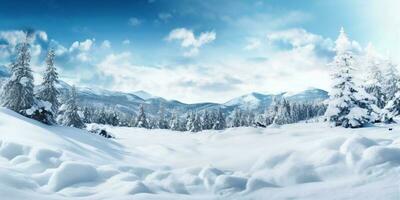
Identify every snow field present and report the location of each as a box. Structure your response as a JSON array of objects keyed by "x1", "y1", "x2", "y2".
[{"x1": 0, "y1": 108, "x2": 400, "y2": 199}]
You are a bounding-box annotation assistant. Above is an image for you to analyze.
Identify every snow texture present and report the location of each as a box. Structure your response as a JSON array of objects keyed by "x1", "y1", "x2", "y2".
[{"x1": 0, "y1": 108, "x2": 400, "y2": 199}]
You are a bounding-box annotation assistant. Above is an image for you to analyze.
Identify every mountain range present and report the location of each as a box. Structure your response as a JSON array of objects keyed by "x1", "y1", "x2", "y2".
[{"x1": 0, "y1": 65, "x2": 328, "y2": 117}]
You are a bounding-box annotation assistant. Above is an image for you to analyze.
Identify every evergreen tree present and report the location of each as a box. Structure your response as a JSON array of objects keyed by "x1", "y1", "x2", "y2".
[
  {"x1": 382, "y1": 59, "x2": 400, "y2": 102},
  {"x1": 170, "y1": 111, "x2": 182, "y2": 131},
  {"x1": 325, "y1": 28, "x2": 373, "y2": 128},
  {"x1": 265, "y1": 97, "x2": 280, "y2": 126},
  {"x1": 58, "y1": 86, "x2": 85, "y2": 128},
  {"x1": 232, "y1": 108, "x2": 242, "y2": 127},
  {"x1": 381, "y1": 91, "x2": 400, "y2": 123},
  {"x1": 363, "y1": 44, "x2": 385, "y2": 109},
  {"x1": 185, "y1": 112, "x2": 195, "y2": 131},
  {"x1": 213, "y1": 109, "x2": 226, "y2": 130},
  {"x1": 1, "y1": 36, "x2": 35, "y2": 113},
  {"x1": 135, "y1": 105, "x2": 149, "y2": 128},
  {"x1": 274, "y1": 98, "x2": 293, "y2": 125},
  {"x1": 190, "y1": 112, "x2": 202, "y2": 132},
  {"x1": 36, "y1": 48, "x2": 60, "y2": 114},
  {"x1": 157, "y1": 105, "x2": 169, "y2": 129},
  {"x1": 201, "y1": 110, "x2": 213, "y2": 130}
]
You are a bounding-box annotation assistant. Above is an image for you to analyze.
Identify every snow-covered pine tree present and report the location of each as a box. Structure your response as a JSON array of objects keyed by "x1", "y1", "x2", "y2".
[
  {"x1": 157, "y1": 105, "x2": 169, "y2": 129},
  {"x1": 363, "y1": 44, "x2": 385, "y2": 109},
  {"x1": 201, "y1": 110, "x2": 213, "y2": 130},
  {"x1": 381, "y1": 91, "x2": 400, "y2": 123},
  {"x1": 274, "y1": 98, "x2": 293, "y2": 125},
  {"x1": 1, "y1": 36, "x2": 35, "y2": 113},
  {"x1": 232, "y1": 108, "x2": 242, "y2": 127},
  {"x1": 190, "y1": 112, "x2": 202, "y2": 132},
  {"x1": 170, "y1": 111, "x2": 182, "y2": 131},
  {"x1": 325, "y1": 28, "x2": 374, "y2": 128},
  {"x1": 265, "y1": 97, "x2": 280, "y2": 126},
  {"x1": 135, "y1": 104, "x2": 149, "y2": 128},
  {"x1": 185, "y1": 112, "x2": 194, "y2": 131},
  {"x1": 212, "y1": 109, "x2": 226, "y2": 130},
  {"x1": 36, "y1": 48, "x2": 60, "y2": 114},
  {"x1": 58, "y1": 86, "x2": 85, "y2": 128},
  {"x1": 382, "y1": 59, "x2": 400, "y2": 102}
]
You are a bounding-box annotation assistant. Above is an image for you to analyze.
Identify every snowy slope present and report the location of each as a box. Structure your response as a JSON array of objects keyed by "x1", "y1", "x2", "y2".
[
  {"x1": 1, "y1": 108, "x2": 400, "y2": 199},
  {"x1": 132, "y1": 90, "x2": 157, "y2": 100}
]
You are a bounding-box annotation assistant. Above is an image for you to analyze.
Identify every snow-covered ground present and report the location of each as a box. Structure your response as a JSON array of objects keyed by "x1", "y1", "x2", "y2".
[{"x1": 0, "y1": 108, "x2": 399, "y2": 199}]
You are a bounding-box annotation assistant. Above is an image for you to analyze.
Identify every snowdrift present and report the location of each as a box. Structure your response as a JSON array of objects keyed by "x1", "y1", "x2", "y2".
[{"x1": 0, "y1": 108, "x2": 399, "y2": 199}]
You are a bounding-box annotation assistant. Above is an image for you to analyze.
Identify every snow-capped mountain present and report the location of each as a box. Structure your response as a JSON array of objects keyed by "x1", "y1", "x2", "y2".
[
  {"x1": 0, "y1": 70, "x2": 328, "y2": 116},
  {"x1": 132, "y1": 90, "x2": 157, "y2": 100},
  {"x1": 68, "y1": 86, "x2": 328, "y2": 117},
  {"x1": 223, "y1": 89, "x2": 328, "y2": 112}
]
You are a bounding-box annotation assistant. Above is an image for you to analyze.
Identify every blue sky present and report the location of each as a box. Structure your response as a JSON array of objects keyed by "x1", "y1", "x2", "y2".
[{"x1": 0, "y1": 0, "x2": 399, "y2": 103}]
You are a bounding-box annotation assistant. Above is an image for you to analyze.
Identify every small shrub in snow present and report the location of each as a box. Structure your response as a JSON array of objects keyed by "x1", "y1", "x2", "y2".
[{"x1": 24, "y1": 99, "x2": 55, "y2": 125}]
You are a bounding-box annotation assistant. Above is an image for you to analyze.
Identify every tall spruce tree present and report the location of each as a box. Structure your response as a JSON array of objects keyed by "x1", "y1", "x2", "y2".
[
  {"x1": 59, "y1": 86, "x2": 85, "y2": 128},
  {"x1": 135, "y1": 105, "x2": 149, "y2": 128},
  {"x1": 325, "y1": 28, "x2": 373, "y2": 128},
  {"x1": 190, "y1": 112, "x2": 202, "y2": 132},
  {"x1": 157, "y1": 105, "x2": 169, "y2": 129},
  {"x1": 1, "y1": 36, "x2": 35, "y2": 113},
  {"x1": 232, "y1": 108, "x2": 242, "y2": 127},
  {"x1": 37, "y1": 48, "x2": 60, "y2": 114},
  {"x1": 202, "y1": 110, "x2": 213, "y2": 130},
  {"x1": 170, "y1": 111, "x2": 182, "y2": 131},
  {"x1": 213, "y1": 109, "x2": 226, "y2": 130},
  {"x1": 382, "y1": 59, "x2": 400, "y2": 102}
]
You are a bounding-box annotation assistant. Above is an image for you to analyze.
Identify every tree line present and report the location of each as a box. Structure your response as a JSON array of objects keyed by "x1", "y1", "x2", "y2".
[{"x1": 325, "y1": 28, "x2": 400, "y2": 128}]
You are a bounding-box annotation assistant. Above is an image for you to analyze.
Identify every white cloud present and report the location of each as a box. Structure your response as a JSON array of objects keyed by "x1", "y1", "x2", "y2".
[
  {"x1": 122, "y1": 39, "x2": 130, "y2": 45},
  {"x1": 101, "y1": 40, "x2": 111, "y2": 49},
  {"x1": 129, "y1": 17, "x2": 142, "y2": 26},
  {"x1": 69, "y1": 39, "x2": 95, "y2": 52},
  {"x1": 166, "y1": 28, "x2": 216, "y2": 57},
  {"x1": 267, "y1": 28, "x2": 331, "y2": 48},
  {"x1": 37, "y1": 31, "x2": 48, "y2": 41},
  {"x1": 244, "y1": 38, "x2": 262, "y2": 50},
  {"x1": 0, "y1": 30, "x2": 26, "y2": 47},
  {"x1": 95, "y1": 34, "x2": 332, "y2": 103},
  {"x1": 158, "y1": 12, "x2": 172, "y2": 22}
]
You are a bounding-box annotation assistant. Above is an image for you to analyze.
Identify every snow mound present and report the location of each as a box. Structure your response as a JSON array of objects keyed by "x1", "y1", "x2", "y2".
[
  {"x1": 213, "y1": 175, "x2": 247, "y2": 195},
  {"x1": 0, "y1": 142, "x2": 30, "y2": 160},
  {"x1": 47, "y1": 162, "x2": 98, "y2": 191},
  {"x1": 359, "y1": 146, "x2": 400, "y2": 172},
  {"x1": 1, "y1": 108, "x2": 400, "y2": 199},
  {"x1": 127, "y1": 181, "x2": 152, "y2": 195}
]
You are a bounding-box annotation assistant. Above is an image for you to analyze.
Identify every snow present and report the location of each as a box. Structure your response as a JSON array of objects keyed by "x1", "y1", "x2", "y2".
[
  {"x1": 0, "y1": 107, "x2": 400, "y2": 199},
  {"x1": 47, "y1": 162, "x2": 98, "y2": 191}
]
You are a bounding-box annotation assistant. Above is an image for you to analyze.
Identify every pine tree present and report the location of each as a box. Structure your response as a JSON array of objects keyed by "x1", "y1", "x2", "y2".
[
  {"x1": 364, "y1": 44, "x2": 385, "y2": 109},
  {"x1": 190, "y1": 112, "x2": 202, "y2": 132},
  {"x1": 36, "y1": 48, "x2": 60, "y2": 114},
  {"x1": 58, "y1": 86, "x2": 85, "y2": 128},
  {"x1": 325, "y1": 28, "x2": 373, "y2": 128},
  {"x1": 1, "y1": 36, "x2": 35, "y2": 113},
  {"x1": 202, "y1": 110, "x2": 213, "y2": 130},
  {"x1": 185, "y1": 112, "x2": 195, "y2": 131},
  {"x1": 135, "y1": 104, "x2": 149, "y2": 128},
  {"x1": 274, "y1": 98, "x2": 293, "y2": 125},
  {"x1": 232, "y1": 108, "x2": 242, "y2": 127},
  {"x1": 381, "y1": 92, "x2": 400, "y2": 123},
  {"x1": 213, "y1": 109, "x2": 226, "y2": 130},
  {"x1": 157, "y1": 105, "x2": 169, "y2": 129},
  {"x1": 170, "y1": 111, "x2": 182, "y2": 131},
  {"x1": 265, "y1": 97, "x2": 280, "y2": 125},
  {"x1": 382, "y1": 59, "x2": 400, "y2": 102}
]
